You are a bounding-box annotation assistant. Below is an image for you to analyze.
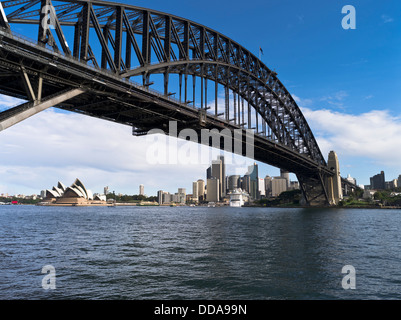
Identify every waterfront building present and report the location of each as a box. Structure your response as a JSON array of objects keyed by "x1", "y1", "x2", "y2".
[
  {"x1": 42, "y1": 179, "x2": 106, "y2": 206},
  {"x1": 258, "y1": 178, "x2": 265, "y2": 197},
  {"x1": 211, "y1": 159, "x2": 223, "y2": 199},
  {"x1": 370, "y1": 171, "x2": 385, "y2": 190},
  {"x1": 139, "y1": 184, "x2": 145, "y2": 196},
  {"x1": 192, "y1": 182, "x2": 199, "y2": 202},
  {"x1": 162, "y1": 192, "x2": 171, "y2": 204},
  {"x1": 264, "y1": 175, "x2": 272, "y2": 197},
  {"x1": 206, "y1": 166, "x2": 212, "y2": 179},
  {"x1": 157, "y1": 190, "x2": 164, "y2": 205},
  {"x1": 242, "y1": 175, "x2": 250, "y2": 194},
  {"x1": 218, "y1": 155, "x2": 226, "y2": 197},
  {"x1": 363, "y1": 189, "x2": 376, "y2": 199},
  {"x1": 398, "y1": 175, "x2": 401, "y2": 190},
  {"x1": 386, "y1": 180, "x2": 398, "y2": 189},
  {"x1": 228, "y1": 175, "x2": 240, "y2": 192},
  {"x1": 206, "y1": 177, "x2": 220, "y2": 203},
  {"x1": 197, "y1": 179, "x2": 205, "y2": 201},
  {"x1": 271, "y1": 177, "x2": 287, "y2": 197},
  {"x1": 248, "y1": 163, "x2": 259, "y2": 200},
  {"x1": 280, "y1": 170, "x2": 290, "y2": 189}
]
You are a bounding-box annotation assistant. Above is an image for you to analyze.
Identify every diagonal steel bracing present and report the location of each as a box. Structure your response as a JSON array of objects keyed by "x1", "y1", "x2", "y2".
[
  {"x1": 0, "y1": 0, "x2": 339, "y2": 205},
  {"x1": 0, "y1": 88, "x2": 85, "y2": 131}
]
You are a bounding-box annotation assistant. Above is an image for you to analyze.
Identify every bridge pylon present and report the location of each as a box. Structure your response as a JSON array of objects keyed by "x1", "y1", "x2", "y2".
[{"x1": 325, "y1": 150, "x2": 343, "y2": 205}]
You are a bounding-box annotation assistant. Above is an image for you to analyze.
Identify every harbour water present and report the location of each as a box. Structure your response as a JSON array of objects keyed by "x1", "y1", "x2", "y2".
[{"x1": 1, "y1": 205, "x2": 401, "y2": 300}]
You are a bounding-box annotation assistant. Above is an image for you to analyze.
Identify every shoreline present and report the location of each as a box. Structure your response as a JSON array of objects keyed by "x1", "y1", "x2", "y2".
[{"x1": 2, "y1": 203, "x2": 400, "y2": 210}]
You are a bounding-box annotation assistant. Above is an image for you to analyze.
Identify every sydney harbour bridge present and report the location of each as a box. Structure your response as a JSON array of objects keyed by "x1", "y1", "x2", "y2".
[{"x1": 0, "y1": 0, "x2": 356, "y2": 205}]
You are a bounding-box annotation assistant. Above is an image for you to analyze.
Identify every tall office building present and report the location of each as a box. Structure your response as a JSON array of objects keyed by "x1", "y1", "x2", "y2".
[
  {"x1": 139, "y1": 184, "x2": 145, "y2": 196},
  {"x1": 242, "y1": 174, "x2": 250, "y2": 194},
  {"x1": 206, "y1": 178, "x2": 220, "y2": 202},
  {"x1": 228, "y1": 175, "x2": 240, "y2": 192},
  {"x1": 280, "y1": 169, "x2": 290, "y2": 189},
  {"x1": 206, "y1": 166, "x2": 212, "y2": 179},
  {"x1": 162, "y1": 192, "x2": 171, "y2": 204},
  {"x1": 218, "y1": 155, "x2": 226, "y2": 197},
  {"x1": 211, "y1": 159, "x2": 223, "y2": 199},
  {"x1": 271, "y1": 177, "x2": 287, "y2": 197},
  {"x1": 248, "y1": 163, "x2": 259, "y2": 200},
  {"x1": 258, "y1": 178, "x2": 265, "y2": 197},
  {"x1": 157, "y1": 190, "x2": 164, "y2": 205},
  {"x1": 398, "y1": 175, "x2": 401, "y2": 190},
  {"x1": 197, "y1": 179, "x2": 205, "y2": 201},
  {"x1": 192, "y1": 182, "x2": 199, "y2": 201},
  {"x1": 370, "y1": 171, "x2": 385, "y2": 190},
  {"x1": 264, "y1": 175, "x2": 272, "y2": 197}
]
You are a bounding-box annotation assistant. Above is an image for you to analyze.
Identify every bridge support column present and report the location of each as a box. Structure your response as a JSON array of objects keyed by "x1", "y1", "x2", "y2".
[
  {"x1": 325, "y1": 150, "x2": 343, "y2": 205},
  {"x1": 0, "y1": 88, "x2": 85, "y2": 132}
]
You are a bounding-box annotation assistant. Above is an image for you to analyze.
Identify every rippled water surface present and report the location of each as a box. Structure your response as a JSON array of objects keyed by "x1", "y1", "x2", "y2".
[{"x1": 1, "y1": 205, "x2": 401, "y2": 300}]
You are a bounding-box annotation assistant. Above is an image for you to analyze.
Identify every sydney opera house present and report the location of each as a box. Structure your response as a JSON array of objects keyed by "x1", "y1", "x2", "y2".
[{"x1": 43, "y1": 178, "x2": 107, "y2": 206}]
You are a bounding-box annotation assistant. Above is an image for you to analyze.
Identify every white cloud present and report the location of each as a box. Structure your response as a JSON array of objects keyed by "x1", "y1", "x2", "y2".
[
  {"x1": 0, "y1": 108, "x2": 253, "y2": 196},
  {"x1": 302, "y1": 107, "x2": 401, "y2": 168},
  {"x1": 292, "y1": 94, "x2": 313, "y2": 108},
  {"x1": 0, "y1": 95, "x2": 24, "y2": 111},
  {"x1": 320, "y1": 90, "x2": 349, "y2": 109}
]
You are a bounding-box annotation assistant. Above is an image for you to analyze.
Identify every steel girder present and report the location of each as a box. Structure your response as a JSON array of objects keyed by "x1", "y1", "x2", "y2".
[{"x1": 1, "y1": 0, "x2": 326, "y2": 167}]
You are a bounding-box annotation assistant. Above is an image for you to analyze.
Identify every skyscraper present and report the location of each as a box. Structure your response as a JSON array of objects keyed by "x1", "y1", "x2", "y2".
[
  {"x1": 242, "y1": 174, "x2": 250, "y2": 194},
  {"x1": 280, "y1": 169, "x2": 290, "y2": 189},
  {"x1": 211, "y1": 159, "x2": 223, "y2": 199},
  {"x1": 264, "y1": 175, "x2": 272, "y2": 197},
  {"x1": 271, "y1": 177, "x2": 287, "y2": 197},
  {"x1": 197, "y1": 179, "x2": 205, "y2": 201},
  {"x1": 218, "y1": 155, "x2": 226, "y2": 197},
  {"x1": 206, "y1": 166, "x2": 212, "y2": 180},
  {"x1": 139, "y1": 184, "x2": 145, "y2": 196},
  {"x1": 248, "y1": 163, "x2": 259, "y2": 200},
  {"x1": 370, "y1": 171, "x2": 385, "y2": 190},
  {"x1": 192, "y1": 182, "x2": 199, "y2": 201},
  {"x1": 206, "y1": 178, "x2": 219, "y2": 202},
  {"x1": 157, "y1": 190, "x2": 163, "y2": 205},
  {"x1": 228, "y1": 175, "x2": 240, "y2": 191}
]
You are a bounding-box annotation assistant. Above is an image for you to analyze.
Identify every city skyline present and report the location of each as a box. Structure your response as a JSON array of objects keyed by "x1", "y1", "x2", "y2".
[{"x1": 1, "y1": 0, "x2": 400, "y2": 196}]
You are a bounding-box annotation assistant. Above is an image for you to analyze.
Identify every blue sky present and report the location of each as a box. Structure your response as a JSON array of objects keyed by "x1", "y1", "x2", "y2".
[{"x1": 1, "y1": 0, "x2": 400, "y2": 196}]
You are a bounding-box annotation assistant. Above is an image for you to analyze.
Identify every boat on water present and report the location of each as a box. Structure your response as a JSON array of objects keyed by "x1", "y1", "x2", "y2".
[
  {"x1": 208, "y1": 202, "x2": 216, "y2": 207},
  {"x1": 228, "y1": 188, "x2": 249, "y2": 207}
]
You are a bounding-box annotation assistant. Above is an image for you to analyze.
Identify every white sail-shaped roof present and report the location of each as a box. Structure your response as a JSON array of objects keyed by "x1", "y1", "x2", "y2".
[
  {"x1": 72, "y1": 178, "x2": 88, "y2": 199},
  {"x1": 57, "y1": 182, "x2": 67, "y2": 192},
  {"x1": 46, "y1": 189, "x2": 60, "y2": 198},
  {"x1": 63, "y1": 187, "x2": 85, "y2": 198}
]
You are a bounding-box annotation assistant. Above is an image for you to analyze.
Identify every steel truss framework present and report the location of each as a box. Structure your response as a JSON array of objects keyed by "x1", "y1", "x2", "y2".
[{"x1": 0, "y1": 0, "x2": 355, "y2": 205}]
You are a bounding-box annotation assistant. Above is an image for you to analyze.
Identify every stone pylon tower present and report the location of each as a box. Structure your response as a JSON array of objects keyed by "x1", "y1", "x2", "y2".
[{"x1": 326, "y1": 151, "x2": 343, "y2": 205}]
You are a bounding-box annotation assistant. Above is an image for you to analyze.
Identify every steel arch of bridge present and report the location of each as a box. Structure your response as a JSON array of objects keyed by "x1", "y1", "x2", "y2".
[{"x1": 0, "y1": 0, "x2": 349, "y2": 205}]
